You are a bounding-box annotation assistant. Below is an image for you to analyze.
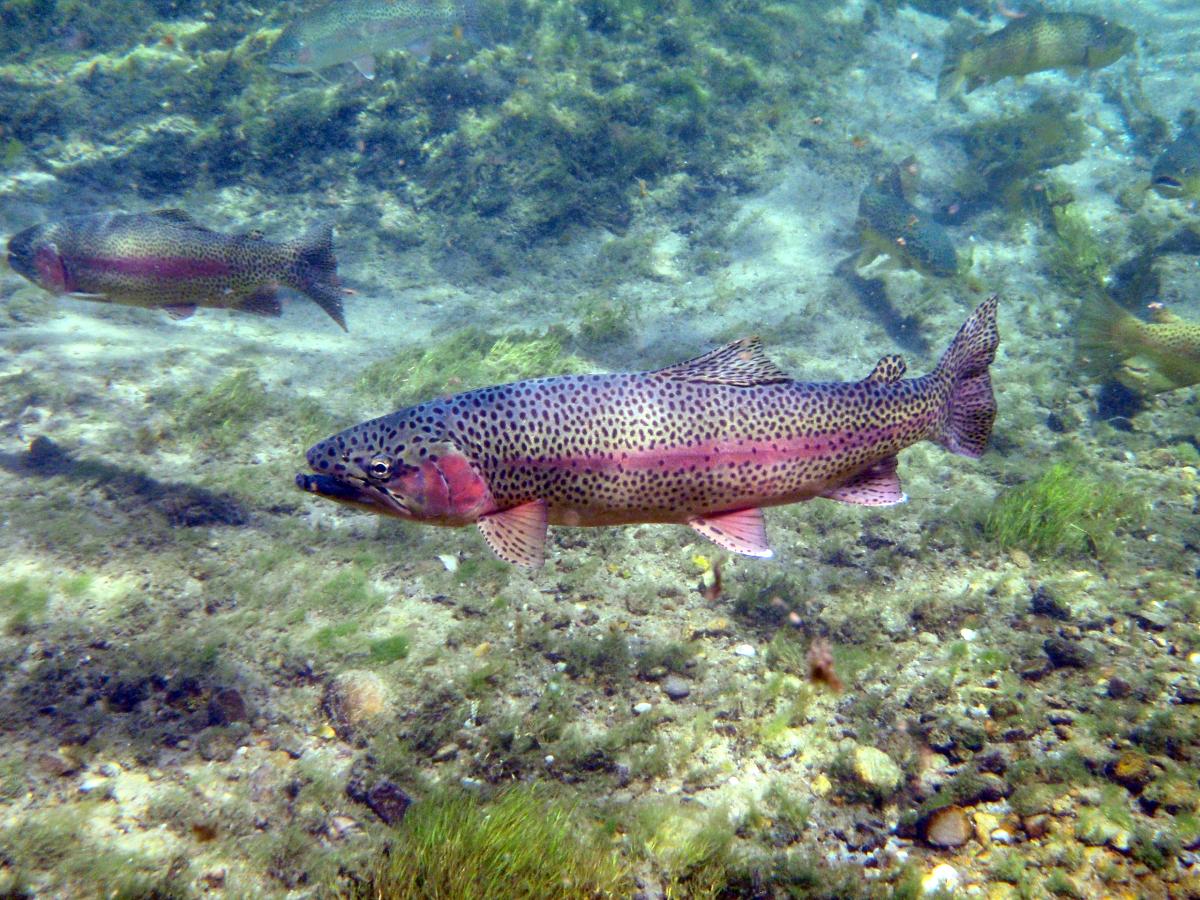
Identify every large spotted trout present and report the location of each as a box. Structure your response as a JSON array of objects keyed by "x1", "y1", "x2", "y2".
[
  {"x1": 6, "y1": 210, "x2": 348, "y2": 330},
  {"x1": 298, "y1": 297, "x2": 999, "y2": 567}
]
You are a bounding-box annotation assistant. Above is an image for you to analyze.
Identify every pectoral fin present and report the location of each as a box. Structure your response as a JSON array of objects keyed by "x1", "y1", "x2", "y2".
[
  {"x1": 689, "y1": 508, "x2": 773, "y2": 558},
  {"x1": 164, "y1": 303, "x2": 197, "y2": 320},
  {"x1": 821, "y1": 457, "x2": 906, "y2": 506},
  {"x1": 477, "y1": 500, "x2": 548, "y2": 568},
  {"x1": 351, "y1": 54, "x2": 376, "y2": 79}
]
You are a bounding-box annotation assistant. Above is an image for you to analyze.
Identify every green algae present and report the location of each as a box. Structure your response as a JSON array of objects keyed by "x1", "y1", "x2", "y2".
[
  {"x1": 172, "y1": 368, "x2": 277, "y2": 450},
  {"x1": 0, "y1": 577, "x2": 50, "y2": 634},
  {"x1": 355, "y1": 786, "x2": 633, "y2": 900},
  {"x1": 1043, "y1": 192, "x2": 1118, "y2": 296},
  {"x1": 356, "y1": 328, "x2": 589, "y2": 408},
  {"x1": 955, "y1": 96, "x2": 1087, "y2": 212},
  {"x1": 981, "y1": 462, "x2": 1142, "y2": 558}
]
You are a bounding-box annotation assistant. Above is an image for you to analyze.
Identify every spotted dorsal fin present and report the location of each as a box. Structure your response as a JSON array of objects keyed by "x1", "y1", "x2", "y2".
[
  {"x1": 862, "y1": 354, "x2": 907, "y2": 384},
  {"x1": 652, "y1": 337, "x2": 791, "y2": 387},
  {"x1": 151, "y1": 208, "x2": 199, "y2": 224}
]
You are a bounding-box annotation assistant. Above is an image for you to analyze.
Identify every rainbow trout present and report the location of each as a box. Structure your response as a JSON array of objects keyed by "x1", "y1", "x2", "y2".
[
  {"x1": 1077, "y1": 293, "x2": 1200, "y2": 395},
  {"x1": 938, "y1": 13, "x2": 1134, "y2": 99},
  {"x1": 268, "y1": 0, "x2": 478, "y2": 80},
  {"x1": 298, "y1": 298, "x2": 999, "y2": 567},
  {"x1": 6, "y1": 210, "x2": 347, "y2": 330}
]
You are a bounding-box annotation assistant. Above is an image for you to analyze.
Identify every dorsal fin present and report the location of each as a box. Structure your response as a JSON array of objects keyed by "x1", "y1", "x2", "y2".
[
  {"x1": 862, "y1": 354, "x2": 907, "y2": 384},
  {"x1": 151, "y1": 209, "x2": 210, "y2": 230},
  {"x1": 652, "y1": 337, "x2": 791, "y2": 387}
]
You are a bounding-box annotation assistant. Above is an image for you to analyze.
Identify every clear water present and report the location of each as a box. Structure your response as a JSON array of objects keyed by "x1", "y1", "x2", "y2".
[{"x1": 1, "y1": 1, "x2": 1198, "y2": 896}]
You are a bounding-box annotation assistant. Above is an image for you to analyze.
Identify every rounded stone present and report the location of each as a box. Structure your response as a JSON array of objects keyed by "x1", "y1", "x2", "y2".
[
  {"x1": 924, "y1": 805, "x2": 971, "y2": 848},
  {"x1": 323, "y1": 671, "x2": 390, "y2": 735},
  {"x1": 662, "y1": 676, "x2": 691, "y2": 701},
  {"x1": 852, "y1": 746, "x2": 902, "y2": 794}
]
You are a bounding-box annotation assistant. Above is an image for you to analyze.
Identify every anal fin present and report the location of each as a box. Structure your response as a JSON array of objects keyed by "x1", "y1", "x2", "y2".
[
  {"x1": 164, "y1": 303, "x2": 197, "y2": 320},
  {"x1": 477, "y1": 500, "x2": 548, "y2": 568},
  {"x1": 239, "y1": 289, "x2": 283, "y2": 318},
  {"x1": 689, "y1": 508, "x2": 773, "y2": 558},
  {"x1": 821, "y1": 457, "x2": 906, "y2": 507}
]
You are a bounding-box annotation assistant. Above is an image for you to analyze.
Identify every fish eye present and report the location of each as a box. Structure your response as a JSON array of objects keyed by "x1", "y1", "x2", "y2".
[{"x1": 367, "y1": 456, "x2": 393, "y2": 480}]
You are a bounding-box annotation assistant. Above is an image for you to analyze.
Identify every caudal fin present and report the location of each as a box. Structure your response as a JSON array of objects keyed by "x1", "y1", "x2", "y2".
[
  {"x1": 290, "y1": 224, "x2": 347, "y2": 331},
  {"x1": 934, "y1": 295, "x2": 999, "y2": 458},
  {"x1": 1075, "y1": 291, "x2": 1134, "y2": 377}
]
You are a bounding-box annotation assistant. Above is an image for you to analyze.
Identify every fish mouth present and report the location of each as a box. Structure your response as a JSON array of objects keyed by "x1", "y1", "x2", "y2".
[
  {"x1": 1152, "y1": 175, "x2": 1184, "y2": 197},
  {"x1": 295, "y1": 472, "x2": 413, "y2": 517},
  {"x1": 5, "y1": 227, "x2": 38, "y2": 281}
]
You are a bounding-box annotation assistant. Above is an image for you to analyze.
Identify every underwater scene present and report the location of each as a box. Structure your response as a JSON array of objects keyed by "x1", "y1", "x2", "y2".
[{"x1": 0, "y1": 0, "x2": 1198, "y2": 896}]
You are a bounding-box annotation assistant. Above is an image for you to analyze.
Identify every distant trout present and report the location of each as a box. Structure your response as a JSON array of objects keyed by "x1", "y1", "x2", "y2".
[
  {"x1": 268, "y1": 0, "x2": 478, "y2": 80},
  {"x1": 1077, "y1": 292, "x2": 1200, "y2": 395},
  {"x1": 855, "y1": 164, "x2": 959, "y2": 277},
  {"x1": 298, "y1": 298, "x2": 999, "y2": 567},
  {"x1": 938, "y1": 13, "x2": 1134, "y2": 99},
  {"x1": 6, "y1": 210, "x2": 347, "y2": 330},
  {"x1": 1150, "y1": 112, "x2": 1200, "y2": 202}
]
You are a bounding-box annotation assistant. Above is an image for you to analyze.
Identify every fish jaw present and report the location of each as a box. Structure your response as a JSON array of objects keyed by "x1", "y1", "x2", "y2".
[
  {"x1": 300, "y1": 439, "x2": 498, "y2": 527},
  {"x1": 7, "y1": 225, "x2": 71, "y2": 292}
]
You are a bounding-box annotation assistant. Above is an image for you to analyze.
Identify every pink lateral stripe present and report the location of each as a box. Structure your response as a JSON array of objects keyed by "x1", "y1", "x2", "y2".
[
  {"x1": 75, "y1": 255, "x2": 233, "y2": 279},
  {"x1": 502, "y1": 422, "x2": 924, "y2": 472}
]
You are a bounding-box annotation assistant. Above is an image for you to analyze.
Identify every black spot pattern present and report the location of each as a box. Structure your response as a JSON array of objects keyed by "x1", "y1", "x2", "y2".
[
  {"x1": 12, "y1": 211, "x2": 344, "y2": 327},
  {"x1": 307, "y1": 298, "x2": 999, "y2": 527}
]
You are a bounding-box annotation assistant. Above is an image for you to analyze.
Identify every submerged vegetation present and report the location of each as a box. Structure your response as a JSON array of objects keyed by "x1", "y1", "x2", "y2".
[
  {"x1": 980, "y1": 462, "x2": 1143, "y2": 558},
  {"x1": 355, "y1": 787, "x2": 632, "y2": 900}
]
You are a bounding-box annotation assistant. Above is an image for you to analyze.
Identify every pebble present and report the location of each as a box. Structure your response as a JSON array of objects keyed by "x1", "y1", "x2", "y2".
[
  {"x1": 365, "y1": 780, "x2": 411, "y2": 825},
  {"x1": 633, "y1": 702, "x2": 653, "y2": 715},
  {"x1": 851, "y1": 746, "x2": 902, "y2": 794},
  {"x1": 78, "y1": 775, "x2": 110, "y2": 795},
  {"x1": 732, "y1": 643, "x2": 756, "y2": 658},
  {"x1": 922, "y1": 863, "x2": 960, "y2": 895},
  {"x1": 1044, "y1": 636, "x2": 1093, "y2": 669},
  {"x1": 432, "y1": 743, "x2": 459, "y2": 763},
  {"x1": 924, "y1": 806, "x2": 971, "y2": 848},
  {"x1": 323, "y1": 671, "x2": 389, "y2": 734},
  {"x1": 208, "y1": 687, "x2": 248, "y2": 726},
  {"x1": 662, "y1": 676, "x2": 691, "y2": 701}
]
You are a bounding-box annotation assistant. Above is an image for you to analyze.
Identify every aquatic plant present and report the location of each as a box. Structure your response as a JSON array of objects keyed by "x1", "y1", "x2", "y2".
[
  {"x1": 0, "y1": 577, "x2": 50, "y2": 634},
  {"x1": 172, "y1": 368, "x2": 277, "y2": 450},
  {"x1": 356, "y1": 328, "x2": 588, "y2": 408},
  {"x1": 1042, "y1": 192, "x2": 1118, "y2": 296},
  {"x1": 355, "y1": 786, "x2": 632, "y2": 899},
  {"x1": 955, "y1": 96, "x2": 1086, "y2": 212},
  {"x1": 980, "y1": 462, "x2": 1142, "y2": 558}
]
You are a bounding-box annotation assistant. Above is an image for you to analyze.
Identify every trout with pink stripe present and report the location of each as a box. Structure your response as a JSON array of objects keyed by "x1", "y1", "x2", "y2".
[
  {"x1": 298, "y1": 297, "x2": 999, "y2": 566},
  {"x1": 6, "y1": 210, "x2": 347, "y2": 329}
]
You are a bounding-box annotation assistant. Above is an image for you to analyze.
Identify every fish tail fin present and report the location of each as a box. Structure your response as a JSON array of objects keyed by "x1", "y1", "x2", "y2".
[
  {"x1": 936, "y1": 56, "x2": 965, "y2": 99},
  {"x1": 933, "y1": 295, "x2": 999, "y2": 458},
  {"x1": 1076, "y1": 291, "x2": 1136, "y2": 377},
  {"x1": 289, "y1": 223, "x2": 347, "y2": 331}
]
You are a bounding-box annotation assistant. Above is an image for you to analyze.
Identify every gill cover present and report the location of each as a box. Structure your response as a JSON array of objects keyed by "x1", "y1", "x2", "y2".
[{"x1": 380, "y1": 447, "x2": 496, "y2": 525}]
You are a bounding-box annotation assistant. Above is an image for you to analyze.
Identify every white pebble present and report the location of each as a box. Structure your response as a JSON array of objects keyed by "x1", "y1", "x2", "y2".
[
  {"x1": 633, "y1": 702, "x2": 653, "y2": 715},
  {"x1": 922, "y1": 863, "x2": 960, "y2": 895},
  {"x1": 733, "y1": 643, "x2": 757, "y2": 658},
  {"x1": 960, "y1": 628, "x2": 977, "y2": 641},
  {"x1": 438, "y1": 554, "x2": 459, "y2": 573}
]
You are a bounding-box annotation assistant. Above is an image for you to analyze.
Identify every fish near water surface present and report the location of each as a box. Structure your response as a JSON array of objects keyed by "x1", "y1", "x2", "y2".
[
  {"x1": 6, "y1": 210, "x2": 348, "y2": 330},
  {"x1": 268, "y1": 0, "x2": 479, "y2": 80},
  {"x1": 855, "y1": 165, "x2": 959, "y2": 278},
  {"x1": 937, "y1": 12, "x2": 1134, "y2": 99},
  {"x1": 1077, "y1": 293, "x2": 1200, "y2": 396},
  {"x1": 298, "y1": 298, "x2": 1000, "y2": 567}
]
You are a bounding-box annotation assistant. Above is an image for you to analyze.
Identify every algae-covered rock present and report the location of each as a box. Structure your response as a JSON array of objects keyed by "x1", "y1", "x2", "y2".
[{"x1": 851, "y1": 746, "x2": 902, "y2": 796}]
